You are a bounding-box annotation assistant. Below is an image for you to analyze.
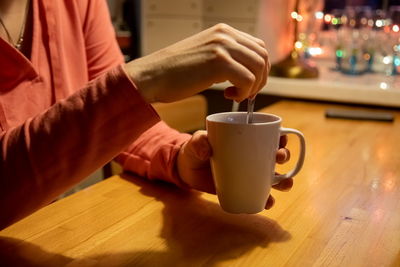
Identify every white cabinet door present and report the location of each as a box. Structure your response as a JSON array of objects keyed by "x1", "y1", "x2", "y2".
[
  {"x1": 143, "y1": 0, "x2": 202, "y2": 16},
  {"x1": 142, "y1": 18, "x2": 202, "y2": 55},
  {"x1": 203, "y1": 0, "x2": 259, "y2": 19}
]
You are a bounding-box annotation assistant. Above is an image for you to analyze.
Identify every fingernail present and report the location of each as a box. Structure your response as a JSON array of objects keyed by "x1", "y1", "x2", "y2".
[{"x1": 224, "y1": 86, "x2": 238, "y2": 99}]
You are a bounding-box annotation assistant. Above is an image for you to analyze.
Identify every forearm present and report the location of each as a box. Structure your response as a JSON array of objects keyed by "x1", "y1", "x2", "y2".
[{"x1": 0, "y1": 65, "x2": 159, "y2": 229}]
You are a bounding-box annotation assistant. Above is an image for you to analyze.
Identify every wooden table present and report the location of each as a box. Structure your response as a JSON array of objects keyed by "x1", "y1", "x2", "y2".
[{"x1": 1, "y1": 101, "x2": 400, "y2": 266}]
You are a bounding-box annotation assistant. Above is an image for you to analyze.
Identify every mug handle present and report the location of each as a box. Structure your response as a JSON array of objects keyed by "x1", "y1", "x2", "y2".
[{"x1": 272, "y1": 127, "x2": 306, "y2": 185}]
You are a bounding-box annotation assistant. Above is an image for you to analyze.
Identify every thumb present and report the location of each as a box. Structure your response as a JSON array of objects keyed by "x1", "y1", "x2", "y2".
[{"x1": 186, "y1": 130, "x2": 212, "y2": 162}]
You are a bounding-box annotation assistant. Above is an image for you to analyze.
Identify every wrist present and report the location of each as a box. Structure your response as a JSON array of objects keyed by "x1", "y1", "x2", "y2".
[{"x1": 122, "y1": 62, "x2": 156, "y2": 103}]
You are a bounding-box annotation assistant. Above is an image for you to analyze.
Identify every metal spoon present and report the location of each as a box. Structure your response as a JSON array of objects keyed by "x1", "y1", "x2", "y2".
[{"x1": 246, "y1": 97, "x2": 256, "y2": 124}]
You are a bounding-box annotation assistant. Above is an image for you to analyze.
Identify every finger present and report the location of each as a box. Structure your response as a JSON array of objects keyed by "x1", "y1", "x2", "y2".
[
  {"x1": 265, "y1": 195, "x2": 275, "y2": 209},
  {"x1": 231, "y1": 26, "x2": 267, "y2": 49},
  {"x1": 256, "y1": 61, "x2": 267, "y2": 97},
  {"x1": 226, "y1": 25, "x2": 267, "y2": 54},
  {"x1": 187, "y1": 130, "x2": 212, "y2": 161},
  {"x1": 228, "y1": 28, "x2": 270, "y2": 95},
  {"x1": 234, "y1": 39, "x2": 268, "y2": 97},
  {"x1": 276, "y1": 148, "x2": 290, "y2": 164},
  {"x1": 212, "y1": 24, "x2": 268, "y2": 97},
  {"x1": 229, "y1": 35, "x2": 268, "y2": 96},
  {"x1": 219, "y1": 54, "x2": 256, "y2": 102},
  {"x1": 272, "y1": 178, "x2": 293, "y2": 192},
  {"x1": 279, "y1": 135, "x2": 288, "y2": 148},
  {"x1": 222, "y1": 38, "x2": 265, "y2": 97},
  {"x1": 224, "y1": 86, "x2": 239, "y2": 100},
  {"x1": 207, "y1": 35, "x2": 261, "y2": 101},
  {"x1": 190, "y1": 167, "x2": 216, "y2": 195}
]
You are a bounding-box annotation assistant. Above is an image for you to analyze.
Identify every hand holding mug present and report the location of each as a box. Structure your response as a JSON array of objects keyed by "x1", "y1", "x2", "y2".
[
  {"x1": 177, "y1": 130, "x2": 294, "y2": 210},
  {"x1": 206, "y1": 112, "x2": 305, "y2": 214}
]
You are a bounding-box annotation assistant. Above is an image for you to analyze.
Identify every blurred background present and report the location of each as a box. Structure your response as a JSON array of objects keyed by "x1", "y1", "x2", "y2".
[{"x1": 108, "y1": 0, "x2": 400, "y2": 66}]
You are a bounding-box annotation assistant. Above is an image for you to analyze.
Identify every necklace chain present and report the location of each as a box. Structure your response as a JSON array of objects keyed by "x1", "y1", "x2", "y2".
[{"x1": 0, "y1": 0, "x2": 30, "y2": 50}]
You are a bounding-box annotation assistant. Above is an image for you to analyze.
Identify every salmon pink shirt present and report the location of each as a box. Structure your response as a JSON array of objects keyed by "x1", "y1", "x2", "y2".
[{"x1": 0, "y1": 0, "x2": 190, "y2": 229}]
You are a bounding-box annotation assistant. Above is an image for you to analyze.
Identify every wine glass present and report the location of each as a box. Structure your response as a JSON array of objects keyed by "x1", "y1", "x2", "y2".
[
  {"x1": 388, "y1": 6, "x2": 400, "y2": 75},
  {"x1": 339, "y1": 6, "x2": 372, "y2": 75}
]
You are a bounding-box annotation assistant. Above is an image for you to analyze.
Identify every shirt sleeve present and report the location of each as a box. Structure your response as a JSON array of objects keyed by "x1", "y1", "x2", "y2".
[
  {"x1": 115, "y1": 122, "x2": 192, "y2": 188},
  {"x1": 81, "y1": 0, "x2": 194, "y2": 187},
  {"x1": 0, "y1": 66, "x2": 159, "y2": 229}
]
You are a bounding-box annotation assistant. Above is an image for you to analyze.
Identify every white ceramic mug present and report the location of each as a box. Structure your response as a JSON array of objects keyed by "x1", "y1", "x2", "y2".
[{"x1": 206, "y1": 112, "x2": 306, "y2": 214}]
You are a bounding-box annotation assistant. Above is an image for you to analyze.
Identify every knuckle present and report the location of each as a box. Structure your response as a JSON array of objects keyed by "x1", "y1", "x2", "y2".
[
  {"x1": 214, "y1": 23, "x2": 231, "y2": 33},
  {"x1": 211, "y1": 33, "x2": 231, "y2": 46},
  {"x1": 195, "y1": 130, "x2": 207, "y2": 136},
  {"x1": 209, "y1": 45, "x2": 228, "y2": 63},
  {"x1": 194, "y1": 130, "x2": 208, "y2": 142},
  {"x1": 243, "y1": 73, "x2": 256, "y2": 88},
  {"x1": 255, "y1": 55, "x2": 266, "y2": 70},
  {"x1": 262, "y1": 49, "x2": 269, "y2": 61},
  {"x1": 256, "y1": 38, "x2": 267, "y2": 48},
  {"x1": 256, "y1": 46, "x2": 269, "y2": 63}
]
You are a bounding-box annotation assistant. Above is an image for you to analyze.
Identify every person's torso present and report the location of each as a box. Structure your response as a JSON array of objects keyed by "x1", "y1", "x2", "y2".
[{"x1": 0, "y1": 0, "x2": 90, "y2": 130}]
